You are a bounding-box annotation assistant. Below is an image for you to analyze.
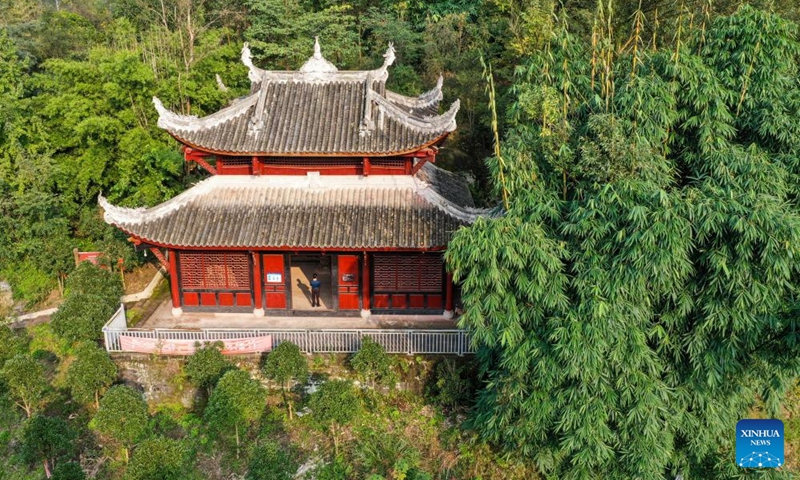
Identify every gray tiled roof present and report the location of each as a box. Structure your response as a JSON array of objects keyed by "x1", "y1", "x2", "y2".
[
  {"x1": 153, "y1": 41, "x2": 459, "y2": 156},
  {"x1": 99, "y1": 168, "x2": 490, "y2": 250}
]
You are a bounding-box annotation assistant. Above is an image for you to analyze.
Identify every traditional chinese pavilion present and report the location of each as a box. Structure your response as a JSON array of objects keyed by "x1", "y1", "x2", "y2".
[{"x1": 100, "y1": 40, "x2": 484, "y2": 319}]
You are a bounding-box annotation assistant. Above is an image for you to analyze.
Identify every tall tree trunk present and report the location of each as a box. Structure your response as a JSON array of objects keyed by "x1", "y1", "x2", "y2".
[
  {"x1": 43, "y1": 458, "x2": 52, "y2": 478},
  {"x1": 124, "y1": 447, "x2": 129, "y2": 464},
  {"x1": 95, "y1": 390, "x2": 100, "y2": 410},
  {"x1": 331, "y1": 424, "x2": 339, "y2": 456},
  {"x1": 235, "y1": 423, "x2": 240, "y2": 459}
]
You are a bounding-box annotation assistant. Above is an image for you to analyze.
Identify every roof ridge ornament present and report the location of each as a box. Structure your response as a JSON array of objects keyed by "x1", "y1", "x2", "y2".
[
  {"x1": 241, "y1": 43, "x2": 262, "y2": 83},
  {"x1": 300, "y1": 37, "x2": 338, "y2": 74}
]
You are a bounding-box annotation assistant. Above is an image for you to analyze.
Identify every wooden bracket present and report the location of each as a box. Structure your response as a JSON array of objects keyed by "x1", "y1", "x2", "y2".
[
  {"x1": 149, "y1": 248, "x2": 170, "y2": 270},
  {"x1": 184, "y1": 147, "x2": 217, "y2": 175}
]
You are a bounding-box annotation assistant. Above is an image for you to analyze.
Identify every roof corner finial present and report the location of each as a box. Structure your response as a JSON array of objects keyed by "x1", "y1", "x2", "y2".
[
  {"x1": 313, "y1": 36, "x2": 322, "y2": 59},
  {"x1": 436, "y1": 74, "x2": 443, "y2": 90},
  {"x1": 152, "y1": 97, "x2": 167, "y2": 117},
  {"x1": 241, "y1": 42, "x2": 262, "y2": 82},
  {"x1": 383, "y1": 42, "x2": 396, "y2": 68}
]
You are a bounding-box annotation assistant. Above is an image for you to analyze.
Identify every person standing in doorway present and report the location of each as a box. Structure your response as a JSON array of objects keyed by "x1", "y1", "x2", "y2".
[{"x1": 310, "y1": 273, "x2": 321, "y2": 307}]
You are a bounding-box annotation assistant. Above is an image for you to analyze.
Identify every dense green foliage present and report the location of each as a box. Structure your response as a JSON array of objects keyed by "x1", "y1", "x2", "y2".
[
  {"x1": 184, "y1": 341, "x2": 232, "y2": 395},
  {"x1": 66, "y1": 341, "x2": 118, "y2": 407},
  {"x1": 262, "y1": 341, "x2": 308, "y2": 418},
  {"x1": 19, "y1": 415, "x2": 74, "y2": 477},
  {"x1": 2, "y1": 1, "x2": 800, "y2": 478},
  {"x1": 350, "y1": 337, "x2": 395, "y2": 388},
  {"x1": 309, "y1": 379, "x2": 361, "y2": 455},
  {"x1": 91, "y1": 384, "x2": 150, "y2": 462},
  {"x1": 205, "y1": 368, "x2": 266, "y2": 458},
  {"x1": 51, "y1": 262, "x2": 123, "y2": 343},
  {"x1": 1, "y1": 353, "x2": 48, "y2": 417},
  {"x1": 246, "y1": 440, "x2": 297, "y2": 480},
  {"x1": 447, "y1": 5, "x2": 800, "y2": 479},
  {"x1": 123, "y1": 436, "x2": 191, "y2": 480}
]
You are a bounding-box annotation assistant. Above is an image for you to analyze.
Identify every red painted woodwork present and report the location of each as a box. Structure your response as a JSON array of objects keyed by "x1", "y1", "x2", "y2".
[
  {"x1": 127, "y1": 233, "x2": 446, "y2": 253},
  {"x1": 338, "y1": 255, "x2": 360, "y2": 310},
  {"x1": 184, "y1": 149, "x2": 218, "y2": 175},
  {"x1": 151, "y1": 248, "x2": 169, "y2": 270},
  {"x1": 262, "y1": 254, "x2": 286, "y2": 309},
  {"x1": 252, "y1": 253, "x2": 263, "y2": 310},
  {"x1": 373, "y1": 254, "x2": 443, "y2": 292},
  {"x1": 362, "y1": 254, "x2": 371, "y2": 311},
  {"x1": 180, "y1": 252, "x2": 250, "y2": 290},
  {"x1": 373, "y1": 294, "x2": 389, "y2": 308},
  {"x1": 183, "y1": 292, "x2": 199, "y2": 306},
  {"x1": 404, "y1": 158, "x2": 412, "y2": 174},
  {"x1": 217, "y1": 156, "x2": 252, "y2": 175},
  {"x1": 236, "y1": 293, "x2": 252, "y2": 307},
  {"x1": 409, "y1": 294, "x2": 425, "y2": 308},
  {"x1": 427, "y1": 294, "x2": 443, "y2": 309},
  {"x1": 391, "y1": 294, "x2": 407, "y2": 309},
  {"x1": 445, "y1": 272, "x2": 454, "y2": 312},
  {"x1": 201, "y1": 292, "x2": 217, "y2": 306},
  {"x1": 168, "y1": 250, "x2": 181, "y2": 309},
  {"x1": 252, "y1": 156, "x2": 260, "y2": 176},
  {"x1": 218, "y1": 292, "x2": 235, "y2": 306},
  {"x1": 363, "y1": 157, "x2": 371, "y2": 176}
]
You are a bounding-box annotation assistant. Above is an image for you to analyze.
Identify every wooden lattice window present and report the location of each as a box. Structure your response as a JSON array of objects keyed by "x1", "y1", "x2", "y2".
[
  {"x1": 265, "y1": 158, "x2": 360, "y2": 168},
  {"x1": 373, "y1": 255, "x2": 443, "y2": 293},
  {"x1": 179, "y1": 252, "x2": 251, "y2": 291},
  {"x1": 219, "y1": 156, "x2": 252, "y2": 166}
]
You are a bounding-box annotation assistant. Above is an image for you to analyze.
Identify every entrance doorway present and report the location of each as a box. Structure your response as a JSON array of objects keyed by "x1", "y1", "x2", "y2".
[{"x1": 290, "y1": 255, "x2": 333, "y2": 310}]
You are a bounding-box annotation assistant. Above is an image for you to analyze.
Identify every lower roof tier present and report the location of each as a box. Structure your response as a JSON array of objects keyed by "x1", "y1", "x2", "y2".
[{"x1": 100, "y1": 164, "x2": 492, "y2": 250}]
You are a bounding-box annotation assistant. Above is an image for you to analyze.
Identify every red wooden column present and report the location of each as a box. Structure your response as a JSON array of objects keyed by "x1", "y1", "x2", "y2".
[
  {"x1": 252, "y1": 252, "x2": 264, "y2": 317},
  {"x1": 168, "y1": 249, "x2": 182, "y2": 317},
  {"x1": 363, "y1": 157, "x2": 371, "y2": 176},
  {"x1": 361, "y1": 253, "x2": 371, "y2": 318},
  {"x1": 444, "y1": 272, "x2": 454, "y2": 319}
]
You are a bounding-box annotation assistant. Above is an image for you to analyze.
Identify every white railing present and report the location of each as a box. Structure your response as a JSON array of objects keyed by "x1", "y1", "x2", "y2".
[{"x1": 102, "y1": 305, "x2": 473, "y2": 356}]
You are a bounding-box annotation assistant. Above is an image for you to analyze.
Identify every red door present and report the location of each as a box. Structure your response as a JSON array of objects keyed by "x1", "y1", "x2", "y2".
[
  {"x1": 338, "y1": 255, "x2": 360, "y2": 310},
  {"x1": 262, "y1": 254, "x2": 287, "y2": 309}
]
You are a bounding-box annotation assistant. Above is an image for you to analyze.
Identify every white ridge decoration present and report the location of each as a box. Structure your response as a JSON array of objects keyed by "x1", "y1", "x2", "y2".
[{"x1": 299, "y1": 37, "x2": 338, "y2": 74}]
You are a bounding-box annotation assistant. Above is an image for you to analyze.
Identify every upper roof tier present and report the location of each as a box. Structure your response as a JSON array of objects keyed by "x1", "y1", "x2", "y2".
[{"x1": 153, "y1": 39, "x2": 460, "y2": 157}]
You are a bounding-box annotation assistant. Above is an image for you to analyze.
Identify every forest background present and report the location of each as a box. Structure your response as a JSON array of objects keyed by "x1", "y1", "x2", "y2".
[{"x1": 2, "y1": 1, "x2": 800, "y2": 479}]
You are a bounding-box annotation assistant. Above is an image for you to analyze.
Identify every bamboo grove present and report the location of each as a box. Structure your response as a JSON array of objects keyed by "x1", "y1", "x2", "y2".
[{"x1": 447, "y1": 5, "x2": 800, "y2": 479}]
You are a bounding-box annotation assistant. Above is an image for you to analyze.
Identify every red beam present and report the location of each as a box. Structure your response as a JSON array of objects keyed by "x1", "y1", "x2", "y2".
[
  {"x1": 167, "y1": 250, "x2": 181, "y2": 310},
  {"x1": 149, "y1": 247, "x2": 169, "y2": 270},
  {"x1": 184, "y1": 147, "x2": 217, "y2": 175},
  {"x1": 252, "y1": 252, "x2": 263, "y2": 311},
  {"x1": 121, "y1": 233, "x2": 447, "y2": 253},
  {"x1": 445, "y1": 272, "x2": 454, "y2": 312},
  {"x1": 362, "y1": 253, "x2": 371, "y2": 311}
]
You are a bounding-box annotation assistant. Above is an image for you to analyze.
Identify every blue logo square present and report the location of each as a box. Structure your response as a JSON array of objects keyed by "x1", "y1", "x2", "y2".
[{"x1": 736, "y1": 419, "x2": 784, "y2": 468}]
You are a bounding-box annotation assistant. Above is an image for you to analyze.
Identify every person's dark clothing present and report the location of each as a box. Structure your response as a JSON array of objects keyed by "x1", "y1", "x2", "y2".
[{"x1": 311, "y1": 278, "x2": 321, "y2": 307}]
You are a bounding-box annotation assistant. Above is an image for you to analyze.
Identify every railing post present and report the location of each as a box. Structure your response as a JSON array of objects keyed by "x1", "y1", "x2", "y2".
[
  {"x1": 458, "y1": 331, "x2": 464, "y2": 357},
  {"x1": 407, "y1": 330, "x2": 413, "y2": 356}
]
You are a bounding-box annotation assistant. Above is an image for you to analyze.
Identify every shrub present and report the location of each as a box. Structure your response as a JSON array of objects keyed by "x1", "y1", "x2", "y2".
[
  {"x1": 52, "y1": 462, "x2": 86, "y2": 480},
  {"x1": 124, "y1": 436, "x2": 189, "y2": 480},
  {"x1": 91, "y1": 385, "x2": 149, "y2": 463},
  {"x1": 309, "y1": 380, "x2": 360, "y2": 456},
  {"x1": 184, "y1": 341, "x2": 232, "y2": 396},
  {"x1": 246, "y1": 440, "x2": 296, "y2": 480},
  {"x1": 425, "y1": 358, "x2": 475, "y2": 412},
  {"x1": 52, "y1": 262, "x2": 123, "y2": 344},
  {"x1": 20, "y1": 415, "x2": 75, "y2": 477},
  {"x1": 349, "y1": 337, "x2": 395, "y2": 388},
  {"x1": 66, "y1": 341, "x2": 118, "y2": 408},
  {"x1": 1, "y1": 353, "x2": 49, "y2": 417},
  {"x1": 262, "y1": 341, "x2": 308, "y2": 418},
  {"x1": 204, "y1": 369, "x2": 265, "y2": 459}
]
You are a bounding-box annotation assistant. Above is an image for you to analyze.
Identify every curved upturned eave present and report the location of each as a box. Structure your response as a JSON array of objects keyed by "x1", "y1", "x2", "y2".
[{"x1": 162, "y1": 131, "x2": 453, "y2": 157}]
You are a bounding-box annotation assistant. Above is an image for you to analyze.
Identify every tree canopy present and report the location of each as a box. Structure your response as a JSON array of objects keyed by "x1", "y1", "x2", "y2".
[{"x1": 447, "y1": 5, "x2": 800, "y2": 479}]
